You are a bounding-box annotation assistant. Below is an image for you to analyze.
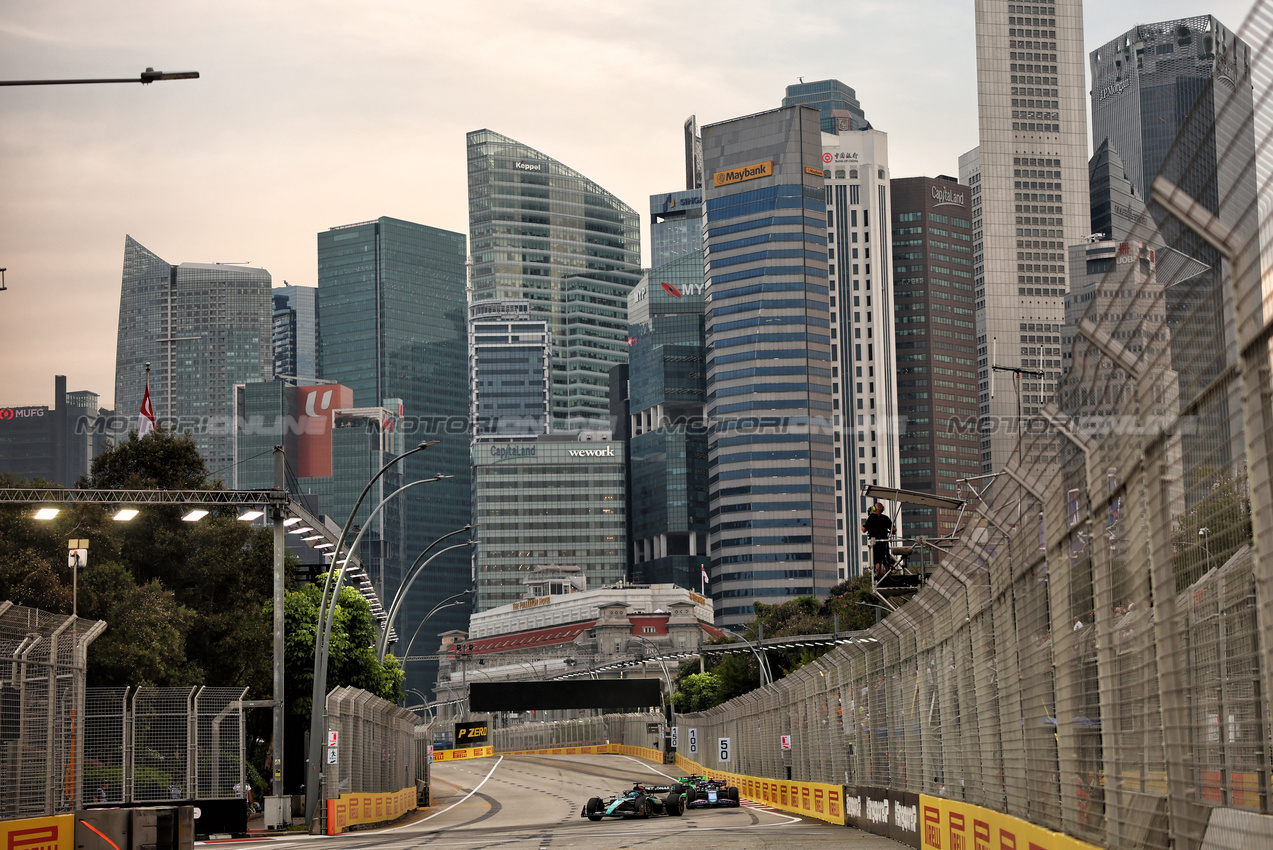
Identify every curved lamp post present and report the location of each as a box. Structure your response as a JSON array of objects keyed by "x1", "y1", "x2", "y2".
[
  {"x1": 632, "y1": 635, "x2": 676, "y2": 752},
  {"x1": 399, "y1": 589, "x2": 473, "y2": 663},
  {"x1": 304, "y1": 439, "x2": 436, "y2": 829},
  {"x1": 729, "y1": 631, "x2": 773, "y2": 687},
  {"x1": 377, "y1": 528, "x2": 476, "y2": 662}
]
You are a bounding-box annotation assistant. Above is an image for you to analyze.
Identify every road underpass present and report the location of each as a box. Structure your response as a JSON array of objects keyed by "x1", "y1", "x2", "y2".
[{"x1": 235, "y1": 754, "x2": 901, "y2": 850}]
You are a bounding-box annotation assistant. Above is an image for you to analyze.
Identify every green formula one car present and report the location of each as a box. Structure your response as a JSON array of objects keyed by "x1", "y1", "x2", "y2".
[{"x1": 581, "y1": 783, "x2": 686, "y2": 821}]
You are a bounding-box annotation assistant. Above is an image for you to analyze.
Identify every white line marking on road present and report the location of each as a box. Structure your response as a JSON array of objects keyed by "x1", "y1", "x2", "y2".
[{"x1": 391, "y1": 756, "x2": 504, "y2": 828}]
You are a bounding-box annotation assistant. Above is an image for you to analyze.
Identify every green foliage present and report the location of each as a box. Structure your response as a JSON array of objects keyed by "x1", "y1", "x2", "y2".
[
  {"x1": 277, "y1": 579, "x2": 404, "y2": 717},
  {"x1": 84, "y1": 429, "x2": 216, "y2": 490},
  {"x1": 1172, "y1": 466, "x2": 1253, "y2": 591},
  {"x1": 672, "y1": 575, "x2": 887, "y2": 711},
  {"x1": 671, "y1": 672, "x2": 722, "y2": 713}
]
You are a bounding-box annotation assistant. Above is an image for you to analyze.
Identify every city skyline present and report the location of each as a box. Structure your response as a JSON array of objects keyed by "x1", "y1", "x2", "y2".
[{"x1": 0, "y1": 0, "x2": 1255, "y2": 408}]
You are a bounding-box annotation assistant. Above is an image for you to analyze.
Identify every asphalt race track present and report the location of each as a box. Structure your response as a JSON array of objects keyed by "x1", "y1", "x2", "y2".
[{"x1": 239, "y1": 754, "x2": 900, "y2": 850}]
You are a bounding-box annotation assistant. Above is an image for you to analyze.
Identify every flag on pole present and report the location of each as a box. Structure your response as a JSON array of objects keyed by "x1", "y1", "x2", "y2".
[
  {"x1": 138, "y1": 366, "x2": 156, "y2": 437},
  {"x1": 701, "y1": 565, "x2": 709, "y2": 588}
]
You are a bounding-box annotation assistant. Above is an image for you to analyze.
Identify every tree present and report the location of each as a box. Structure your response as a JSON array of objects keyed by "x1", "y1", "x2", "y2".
[
  {"x1": 671, "y1": 672, "x2": 722, "y2": 713},
  {"x1": 83, "y1": 429, "x2": 214, "y2": 490}
]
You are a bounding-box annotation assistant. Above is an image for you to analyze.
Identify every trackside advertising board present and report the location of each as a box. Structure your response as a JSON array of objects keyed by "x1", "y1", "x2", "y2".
[
  {"x1": 432, "y1": 744, "x2": 494, "y2": 762},
  {"x1": 326, "y1": 787, "x2": 416, "y2": 835},
  {"x1": 455, "y1": 721, "x2": 489, "y2": 745},
  {"x1": 1, "y1": 815, "x2": 73, "y2": 850},
  {"x1": 917, "y1": 795, "x2": 1104, "y2": 850}
]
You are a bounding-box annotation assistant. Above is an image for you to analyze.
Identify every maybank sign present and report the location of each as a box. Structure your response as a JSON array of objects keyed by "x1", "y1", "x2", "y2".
[{"x1": 713, "y1": 160, "x2": 773, "y2": 188}]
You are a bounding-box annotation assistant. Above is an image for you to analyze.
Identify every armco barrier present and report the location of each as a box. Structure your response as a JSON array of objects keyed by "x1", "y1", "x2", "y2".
[
  {"x1": 325, "y1": 787, "x2": 416, "y2": 835},
  {"x1": 675, "y1": 754, "x2": 844, "y2": 825},
  {"x1": 431, "y1": 745, "x2": 494, "y2": 762},
  {"x1": 0, "y1": 815, "x2": 74, "y2": 850}
]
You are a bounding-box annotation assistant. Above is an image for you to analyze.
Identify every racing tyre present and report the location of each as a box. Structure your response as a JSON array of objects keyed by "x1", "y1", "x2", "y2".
[
  {"x1": 585, "y1": 797, "x2": 604, "y2": 821},
  {"x1": 726, "y1": 786, "x2": 739, "y2": 802},
  {"x1": 665, "y1": 792, "x2": 684, "y2": 816},
  {"x1": 684, "y1": 787, "x2": 698, "y2": 804},
  {"x1": 637, "y1": 796, "x2": 652, "y2": 818}
]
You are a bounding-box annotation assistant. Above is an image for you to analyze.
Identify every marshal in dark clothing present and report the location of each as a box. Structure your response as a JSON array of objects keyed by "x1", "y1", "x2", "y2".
[{"x1": 862, "y1": 504, "x2": 894, "y2": 578}]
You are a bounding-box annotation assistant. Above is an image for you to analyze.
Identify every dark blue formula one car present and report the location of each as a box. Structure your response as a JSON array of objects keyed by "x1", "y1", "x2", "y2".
[{"x1": 684, "y1": 777, "x2": 740, "y2": 808}]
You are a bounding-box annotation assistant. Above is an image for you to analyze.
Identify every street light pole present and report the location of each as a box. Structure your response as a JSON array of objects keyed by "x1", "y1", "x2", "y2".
[
  {"x1": 377, "y1": 531, "x2": 476, "y2": 662},
  {"x1": 399, "y1": 590, "x2": 473, "y2": 663},
  {"x1": 304, "y1": 439, "x2": 436, "y2": 830},
  {"x1": 0, "y1": 68, "x2": 200, "y2": 86}
]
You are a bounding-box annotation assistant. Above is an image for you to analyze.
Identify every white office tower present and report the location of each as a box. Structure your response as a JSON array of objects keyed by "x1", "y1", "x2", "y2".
[
  {"x1": 965, "y1": 0, "x2": 1090, "y2": 472},
  {"x1": 821, "y1": 129, "x2": 902, "y2": 577}
]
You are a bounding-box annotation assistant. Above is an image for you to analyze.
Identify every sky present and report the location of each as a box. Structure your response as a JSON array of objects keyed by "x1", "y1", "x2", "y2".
[{"x1": 0, "y1": 0, "x2": 1258, "y2": 410}]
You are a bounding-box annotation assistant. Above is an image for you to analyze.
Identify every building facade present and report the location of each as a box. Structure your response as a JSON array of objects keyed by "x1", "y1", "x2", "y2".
[
  {"x1": 0, "y1": 376, "x2": 107, "y2": 486},
  {"x1": 650, "y1": 189, "x2": 705, "y2": 268},
  {"x1": 889, "y1": 176, "x2": 981, "y2": 540},
  {"x1": 115, "y1": 237, "x2": 272, "y2": 475},
  {"x1": 627, "y1": 251, "x2": 710, "y2": 589},
  {"x1": 1090, "y1": 15, "x2": 1257, "y2": 499},
  {"x1": 466, "y1": 130, "x2": 642, "y2": 432},
  {"x1": 701, "y1": 105, "x2": 839, "y2": 626},
  {"x1": 471, "y1": 434, "x2": 626, "y2": 613},
  {"x1": 469, "y1": 299, "x2": 551, "y2": 440},
  {"x1": 316, "y1": 216, "x2": 470, "y2": 696},
  {"x1": 434, "y1": 575, "x2": 718, "y2": 715},
  {"x1": 272, "y1": 284, "x2": 318, "y2": 382},
  {"x1": 966, "y1": 0, "x2": 1091, "y2": 473},
  {"x1": 819, "y1": 126, "x2": 902, "y2": 576},
  {"x1": 782, "y1": 79, "x2": 871, "y2": 133}
]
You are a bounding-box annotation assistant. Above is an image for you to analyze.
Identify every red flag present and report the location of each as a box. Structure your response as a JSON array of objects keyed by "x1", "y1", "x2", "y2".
[
  {"x1": 138, "y1": 384, "x2": 156, "y2": 437},
  {"x1": 701, "y1": 566, "x2": 709, "y2": 587}
]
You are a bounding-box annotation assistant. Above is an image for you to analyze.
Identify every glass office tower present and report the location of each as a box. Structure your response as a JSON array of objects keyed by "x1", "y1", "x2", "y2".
[
  {"x1": 317, "y1": 217, "x2": 470, "y2": 696},
  {"x1": 627, "y1": 251, "x2": 710, "y2": 589},
  {"x1": 782, "y1": 79, "x2": 870, "y2": 133},
  {"x1": 115, "y1": 237, "x2": 272, "y2": 477},
  {"x1": 466, "y1": 130, "x2": 642, "y2": 432},
  {"x1": 272, "y1": 285, "x2": 318, "y2": 382},
  {"x1": 470, "y1": 298, "x2": 550, "y2": 440},
  {"x1": 701, "y1": 105, "x2": 839, "y2": 626},
  {"x1": 650, "y1": 190, "x2": 705, "y2": 268}
]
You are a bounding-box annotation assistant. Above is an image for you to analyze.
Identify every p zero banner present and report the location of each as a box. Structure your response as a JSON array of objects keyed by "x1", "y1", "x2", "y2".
[
  {"x1": 455, "y1": 721, "x2": 489, "y2": 745},
  {"x1": 326, "y1": 786, "x2": 416, "y2": 835}
]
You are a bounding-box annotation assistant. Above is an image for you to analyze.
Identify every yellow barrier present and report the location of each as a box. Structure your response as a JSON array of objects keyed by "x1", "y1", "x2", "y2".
[
  {"x1": 500, "y1": 744, "x2": 617, "y2": 756},
  {"x1": 326, "y1": 786, "x2": 416, "y2": 835},
  {"x1": 674, "y1": 754, "x2": 844, "y2": 825},
  {"x1": 918, "y1": 795, "x2": 1104, "y2": 850},
  {"x1": 432, "y1": 744, "x2": 495, "y2": 762},
  {"x1": 0, "y1": 815, "x2": 73, "y2": 850}
]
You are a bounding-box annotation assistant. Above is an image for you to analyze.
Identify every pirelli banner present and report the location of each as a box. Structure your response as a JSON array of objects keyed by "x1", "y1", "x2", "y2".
[
  {"x1": 500, "y1": 744, "x2": 618, "y2": 756},
  {"x1": 916, "y1": 795, "x2": 1104, "y2": 850},
  {"x1": 1, "y1": 815, "x2": 73, "y2": 850},
  {"x1": 675, "y1": 754, "x2": 844, "y2": 825},
  {"x1": 432, "y1": 744, "x2": 495, "y2": 762},
  {"x1": 326, "y1": 786, "x2": 417, "y2": 835}
]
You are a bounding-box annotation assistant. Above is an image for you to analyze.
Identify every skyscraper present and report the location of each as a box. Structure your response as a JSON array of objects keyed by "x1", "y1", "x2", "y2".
[
  {"x1": 115, "y1": 237, "x2": 272, "y2": 476},
  {"x1": 966, "y1": 0, "x2": 1091, "y2": 472},
  {"x1": 272, "y1": 285, "x2": 318, "y2": 382},
  {"x1": 818, "y1": 123, "x2": 902, "y2": 577},
  {"x1": 701, "y1": 105, "x2": 838, "y2": 626},
  {"x1": 890, "y1": 177, "x2": 980, "y2": 540},
  {"x1": 1090, "y1": 16, "x2": 1257, "y2": 493},
  {"x1": 627, "y1": 251, "x2": 710, "y2": 589},
  {"x1": 782, "y1": 79, "x2": 871, "y2": 133},
  {"x1": 650, "y1": 190, "x2": 705, "y2": 268},
  {"x1": 469, "y1": 299, "x2": 550, "y2": 440},
  {"x1": 466, "y1": 130, "x2": 642, "y2": 432},
  {"x1": 317, "y1": 217, "x2": 470, "y2": 695}
]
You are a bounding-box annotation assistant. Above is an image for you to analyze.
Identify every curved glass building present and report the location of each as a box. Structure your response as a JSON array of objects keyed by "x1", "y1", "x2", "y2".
[{"x1": 467, "y1": 130, "x2": 641, "y2": 432}]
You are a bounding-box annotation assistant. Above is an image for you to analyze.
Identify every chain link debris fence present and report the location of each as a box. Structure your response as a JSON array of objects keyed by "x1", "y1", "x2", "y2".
[
  {"x1": 322, "y1": 686, "x2": 424, "y2": 800},
  {"x1": 0, "y1": 603, "x2": 105, "y2": 817},
  {"x1": 490, "y1": 6, "x2": 1273, "y2": 847}
]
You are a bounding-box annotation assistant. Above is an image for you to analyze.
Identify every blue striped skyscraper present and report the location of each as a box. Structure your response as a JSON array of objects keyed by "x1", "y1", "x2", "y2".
[{"x1": 701, "y1": 106, "x2": 839, "y2": 626}]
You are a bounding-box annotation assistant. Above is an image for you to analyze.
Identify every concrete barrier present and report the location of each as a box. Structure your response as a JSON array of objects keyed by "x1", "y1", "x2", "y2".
[{"x1": 324, "y1": 787, "x2": 416, "y2": 836}]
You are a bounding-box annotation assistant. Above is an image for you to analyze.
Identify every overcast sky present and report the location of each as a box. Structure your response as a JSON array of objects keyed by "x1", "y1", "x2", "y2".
[{"x1": 0, "y1": 0, "x2": 1256, "y2": 409}]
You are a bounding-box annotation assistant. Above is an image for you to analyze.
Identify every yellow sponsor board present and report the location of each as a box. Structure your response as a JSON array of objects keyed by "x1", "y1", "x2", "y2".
[
  {"x1": 432, "y1": 744, "x2": 495, "y2": 762},
  {"x1": 675, "y1": 754, "x2": 843, "y2": 825},
  {"x1": 805, "y1": 167, "x2": 826, "y2": 177},
  {"x1": 501, "y1": 744, "x2": 618, "y2": 756},
  {"x1": 326, "y1": 786, "x2": 417, "y2": 835},
  {"x1": 918, "y1": 795, "x2": 1104, "y2": 850},
  {"x1": 713, "y1": 160, "x2": 774, "y2": 188},
  {"x1": 0, "y1": 815, "x2": 73, "y2": 850}
]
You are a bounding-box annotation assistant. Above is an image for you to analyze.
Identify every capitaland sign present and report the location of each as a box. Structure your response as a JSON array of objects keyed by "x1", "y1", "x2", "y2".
[
  {"x1": 931, "y1": 185, "x2": 967, "y2": 207},
  {"x1": 1098, "y1": 78, "x2": 1132, "y2": 101},
  {"x1": 713, "y1": 160, "x2": 773, "y2": 188},
  {"x1": 490, "y1": 444, "x2": 537, "y2": 459}
]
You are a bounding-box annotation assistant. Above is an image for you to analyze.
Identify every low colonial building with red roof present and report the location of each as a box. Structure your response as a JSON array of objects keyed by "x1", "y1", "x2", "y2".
[{"x1": 433, "y1": 566, "x2": 719, "y2": 707}]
